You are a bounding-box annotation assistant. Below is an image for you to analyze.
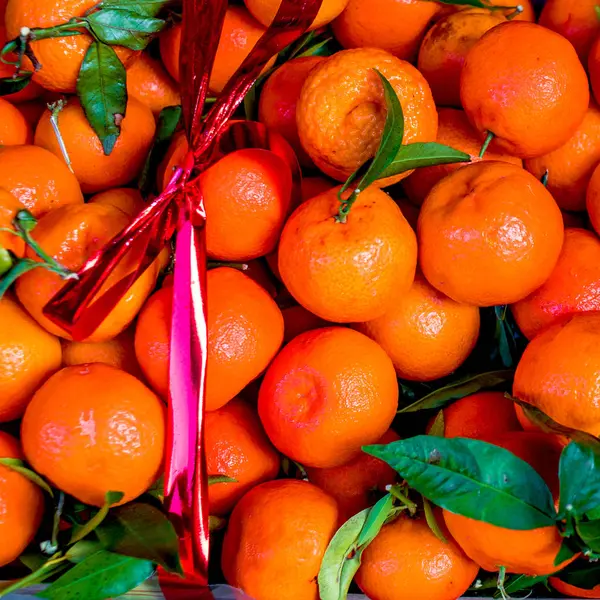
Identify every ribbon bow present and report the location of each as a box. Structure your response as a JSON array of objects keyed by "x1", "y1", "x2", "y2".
[{"x1": 42, "y1": 0, "x2": 322, "y2": 590}]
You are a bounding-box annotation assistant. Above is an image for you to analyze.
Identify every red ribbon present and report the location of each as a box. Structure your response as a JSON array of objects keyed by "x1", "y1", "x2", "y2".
[{"x1": 42, "y1": 0, "x2": 322, "y2": 592}]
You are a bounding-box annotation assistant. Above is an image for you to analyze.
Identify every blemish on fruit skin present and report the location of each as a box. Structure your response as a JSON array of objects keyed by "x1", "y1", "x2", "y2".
[{"x1": 77, "y1": 410, "x2": 96, "y2": 446}]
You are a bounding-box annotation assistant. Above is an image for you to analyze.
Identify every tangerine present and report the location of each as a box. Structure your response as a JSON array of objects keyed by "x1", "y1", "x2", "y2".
[
  {"x1": 0, "y1": 97, "x2": 32, "y2": 145},
  {"x1": 586, "y1": 160, "x2": 600, "y2": 236},
  {"x1": 461, "y1": 22, "x2": 590, "y2": 158},
  {"x1": 244, "y1": 0, "x2": 348, "y2": 29},
  {"x1": 206, "y1": 397, "x2": 280, "y2": 516},
  {"x1": 35, "y1": 97, "x2": 156, "y2": 193},
  {"x1": 0, "y1": 188, "x2": 26, "y2": 257},
  {"x1": 21, "y1": 363, "x2": 165, "y2": 507},
  {"x1": 418, "y1": 161, "x2": 564, "y2": 306},
  {"x1": 258, "y1": 327, "x2": 398, "y2": 468},
  {"x1": 355, "y1": 272, "x2": 480, "y2": 381},
  {"x1": 278, "y1": 186, "x2": 417, "y2": 323}
]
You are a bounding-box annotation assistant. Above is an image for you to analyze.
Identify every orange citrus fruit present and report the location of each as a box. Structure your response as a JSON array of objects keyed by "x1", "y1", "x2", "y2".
[
  {"x1": 296, "y1": 47, "x2": 437, "y2": 182},
  {"x1": 418, "y1": 161, "x2": 564, "y2": 306},
  {"x1": 160, "y1": 6, "x2": 274, "y2": 94},
  {"x1": 0, "y1": 97, "x2": 32, "y2": 145},
  {"x1": 355, "y1": 272, "x2": 480, "y2": 381},
  {"x1": 550, "y1": 575, "x2": 600, "y2": 599},
  {"x1": 61, "y1": 326, "x2": 143, "y2": 379},
  {"x1": 201, "y1": 148, "x2": 293, "y2": 261},
  {"x1": 135, "y1": 267, "x2": 283, "y2": 411},
  {"x1": 332, "y1": 0, "x2": 441, "y2": 61},
  {"x1": 402, "y1": 108, "x2": 521, "y2": 206},
  {"x1": 244, "y1": 0, "x2": 349, "y2": 29},
  {"x1": 281, "y1": 304, "x2": 329, "y2": 344},
  {"x1": 513, "y1": 313, "x2": 600, "y2": 437},
  {"x1": 0, "y1": 188, "x2": 26, "y2": 257},
  {"x1": 525, "y1": 101, "x2": 600, "y2": 212},
  {"x1": 0, "y1": 145, "x2": 83, "y2": 217},
  {"x1": 4, "y1": 0, "x2": 136, "y2": 93},
  {"x1": 258, "y1": 56, "x2": 325, "y2": 167},
  {"x1": 126, "y1": 52, "x2": 180, "y2": 116},
  {"x1": 206, "y1": 397, "x2": 280, "y2": 517},
  {"x1": 222, "y1": 479, "x2": 338, "y2": 600},
  {"x1": 21, "y1": 363, "x2": 165, "y2": 507},
  {"x1": 587, "y1": 163, "x2": 600, "y2": 236},
  {"x1": 511, "y1": 228, "x2": 600, "y2": 340},
  {"x1": 417, "y1": 9, "x2": 506, "y2": 108},
  {"x1": 0, "y1": 431, "x2": 44, "y2": 567},
  {"x1": 443, "y1": 431, "x2": 572, "y2": 576},
  {"x1": 306, "y1": 428, "x2": 399, "y2": 521},
  {"x1": 461, "y1": 22, "x2": 590, "y2": 158},
  {"x1": 258, "y1": 326, "x2": 398, "y2": 469},
  {"x1": 355, "y1": 513, "x2": 479, "y2": 600},
  {"x1": 35, "y1": 97, "x2": 156, "y2": 194},
  {"x1": 279, "y1": 186, "x2": 417, "y2": 323},
  {"x1": 15, "y1": 202, "x2": 160, "y2": 342},
  {"x1": 0, "y1": 295, "x2": 61, "y2": 422},
  {"x1": 88, "y1": 187, "x2": 146, "y2": 219},
  {"x1": 539, "y1": 0, "x2": 600, "y2": 62}
]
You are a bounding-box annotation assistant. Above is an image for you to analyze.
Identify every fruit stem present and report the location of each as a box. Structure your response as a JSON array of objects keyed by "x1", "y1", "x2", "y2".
[
  {"x1": 207, "y1": 261, "x2": 248, "y2": 272},
  {"x1": 0, "y1": 555, "x2": 68, "y2": 598},
  {"x1": 335, "y1": 189, "x2": 359, "y2": 224},
  {"x1": 496, "y1": 566, "x2": 511, "y2": 600},
  {"x1": 479, "y1": 131, "x2": 495, "y2": 159},
  {"x1": 505, "y1": 5, "x2": 524, "y2": 20},
  {"x1": 422, "y1": 497, "x2": 448, "y2": 543},
  {"x1": 541, "y1": 170, "x2": 549, "y2": 187},
  {"x1": 389, "y1": 484, "x2": 417, "y2": 516},
  {"x1": 48, "y1": 100, "x2": 74, "y2": 174}
]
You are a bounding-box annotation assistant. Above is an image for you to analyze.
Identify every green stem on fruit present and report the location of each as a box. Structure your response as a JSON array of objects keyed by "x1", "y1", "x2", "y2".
[
  {"x1": 497, "y1": 566, "x2": 511, "y2": 600},
  {"x1": 541, "y1": 170, "x2": 549, "y2": 187},
  {"x1": 48, "y1": 100, "x2": 74, "y2": 173},
  {"x1": 479, "y1": 131, "x2": 495, "y2": 159},
  {"x1": 505, "y1": 5, "x2": 524, "y2": 20},
  {"x1": 422, "y1": 497, "x2": 448, "y2": 543},
  {"x1": 389, "y1": 485, "x2": 417, "y2": 516},
  {"x1": 207, "y1": 261, "x2": 248, "y2": 272},
  {"x1": 0, "y1": 555, "x2": 68, "y2": 599}
]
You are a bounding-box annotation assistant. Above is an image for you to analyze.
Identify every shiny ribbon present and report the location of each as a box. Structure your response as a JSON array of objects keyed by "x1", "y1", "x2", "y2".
[{"x1": 42, "y1": 0, "x2": 322, "y2": 591}]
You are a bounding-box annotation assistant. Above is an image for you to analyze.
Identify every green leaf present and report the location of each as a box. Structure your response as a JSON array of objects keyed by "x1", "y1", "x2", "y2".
[
  {"x1": 556, "y1": 560, "x2": 600, "y2": 590},
  {"x1": 296, "y1": 36, "x2": 334, "y2": 58},
  {"x1": 20, "y1": 552, "x2": 48, "y2": 572},
  {"x1": 363, "y1": 436, "x2": 557, "y2": 530},
  {"x1": 38, "y1": 551, "x2": 154, "y2": 600},
  {"x1": 577, "y1": 519, "x2": 600, "y2": 553},
  {"x1": 429, "y1": 0, "x2": 491, "y2": 7},
  {"x1": 502, "y1": 575, "x2": 548, "y2": 596},
  {"x1": 398, "y1": 370, "x2": 514, "y2": 413},
  {"x1": 145, "y1": 474, "x2": 164, "y2": 501},
  {"x1": 378, "y1": 142, "x2": 470, "y2": 179},
  {"x1": 95, "y1": 503, "x2": 182, "y2": 574},
  {"x1": 138, "y1": 105, "x2": 182, "y2": 192},
  {"x1": 85, "y1": 9, "x2": 165, "y2": 51},
  {"x1": 0, "y1": 72, "x2": 33, "y2": 96},
  {"x1": 76, "y1": 41, "x2": 127, "y2": 156},
  {"x1": 70, "y1": 491, "x2": 124, "y2": 544},
  {"x1": 337, "y1": 70, "x2": 404, "y2": 222},
  {"x1": 208, "y1": 474, "x2": 237, "y2": 485},
  {"x1": 428, "y1": 410, "x2": 445, "y2": 437},
  {"x1": 318, "y1": 495, "x2": 400, "y2": 600},
  {"x1": 0, "y1": 458, "x2": 54, "y2": 496},
  {"x1": 554, "y1": 538, "x2": 580, "y2": 566},
  {"x1": 98, "y1": 0, "x2": 172, "y2": 17},
  {"x1": 512, "y1": 397, "x2": 600, "y2": 447},
  {"x1": 65, "y1": 540, "x2": 105, "y2": 564},
  {"x1": 559, "y1": 441, "x2": 600, "y2": 520},
  {"x1": 243, "y1": 83, "x2": 258, "y2": 121}
]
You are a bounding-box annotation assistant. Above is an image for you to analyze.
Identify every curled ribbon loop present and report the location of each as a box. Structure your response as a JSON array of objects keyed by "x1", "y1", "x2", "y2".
[{"x1": 42, "y1": 0, "x2": 323, "y2": 591}]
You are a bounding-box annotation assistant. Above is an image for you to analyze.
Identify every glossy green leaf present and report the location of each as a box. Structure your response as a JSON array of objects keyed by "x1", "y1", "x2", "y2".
[
  {"x1": 38, "y1": 551, "x2": 154, "y2": 600},
  {"x1": 98, "y1": 0, "x2": 172, "y2": 17},
  {"x1": 378, "y1": 142, "x2": 470, "y2": 179},
  {"x1": 363, "y1": 436, "x2": 557, "y2": 529},
  {"x1": 138, "y1": 105, "x2": 182, "y2": 192},
  {"x1": 95, "y1": 503, "x2": 182, "y2": 574},
  {"x1": 559, "y1": 442, "x2": 600, "y2": 521},
  {"x1": 318, "y1": 495, "x2": 399, "y2": 600},
  {"x1": 556, "y1": 560, "x2": 600, "y2": 590},
  {"x1": 66, "y1": 541, "x2": 104, "y2": 564},
  {"x1": 428, "y1": 411, "x2": 445, "y2": 437},
  {"x1": 0, "y1": 458, "x2": 54, "y2": 496},
  {"x1": 554, "y1": 538, "x2": 580, "y2": 566},
  {"x1": 502, "y1": 575, "x2": 548, "y2": 596},
  {"x1": 430, "y1": 0, "x2": 492, "y2": 7},
  {"x1": 398, "y1": 370, "x2": 513, "y2": 413},
  {"x1": 70, "y1": 491, "x2": 124, "y2": 544},
  {"x1": 513, "y1": 398, "x2": 600, "y2": 447},
  {"x1": 20, "y1": 552, "x2": 47, "y2": 572},
  {"x1": 86, "y1": 9, "x2": 165, "y2": 50},
  {"x1": 77, "y1": 41, "x2": 127, "y2": 156},
  {"x1": 0, "y1": 72, "x2": 32, "y2": 96},
  {"x1": 577, "y1": 519, "x2": 600, "y2": 553},
  {"x1": 296, "y1": 36, "x2": 334, "y2": 58},
  {"x1": 337, "y1": 70, "x2": 404, "y2": 221}
]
